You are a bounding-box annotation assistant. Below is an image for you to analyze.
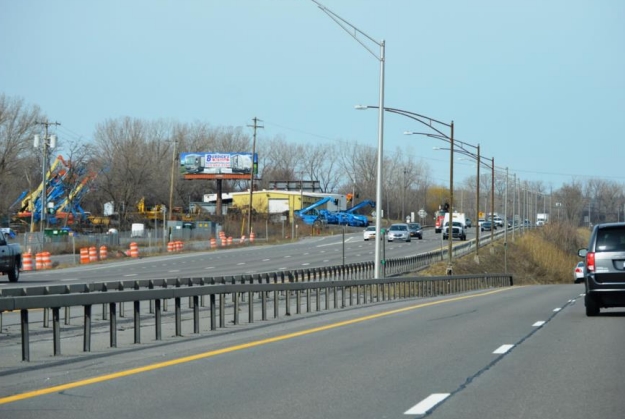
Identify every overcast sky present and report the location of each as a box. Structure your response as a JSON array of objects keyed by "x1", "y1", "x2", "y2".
[{"x1": 2, "y1": 0, "x2": 623, "y2": 189}]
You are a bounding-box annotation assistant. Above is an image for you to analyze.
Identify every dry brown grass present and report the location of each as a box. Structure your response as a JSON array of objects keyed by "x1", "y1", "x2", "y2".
[{"x1": 418, "y1": 223, "x2": 590, "y2": 285}]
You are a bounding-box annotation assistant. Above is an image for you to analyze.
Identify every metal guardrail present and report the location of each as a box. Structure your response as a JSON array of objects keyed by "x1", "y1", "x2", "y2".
[{"x1": 0, "y1": 230, "x2": 511, "y2": 362}]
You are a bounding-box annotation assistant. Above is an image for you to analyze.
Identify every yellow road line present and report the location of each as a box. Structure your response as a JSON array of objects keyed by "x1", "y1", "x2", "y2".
[{"x1": 0, "y1": 287, "x2": 512, "y2": 405}]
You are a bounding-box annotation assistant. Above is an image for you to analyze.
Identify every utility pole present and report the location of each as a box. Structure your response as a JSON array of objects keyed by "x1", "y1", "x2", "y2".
[
  {"x1": 169, "y1": 137, "x2": 178, "y2": 221},
  {"x1": 34, "y1": 121, "x2": 60, "y2": 236},
  {"x1": 247, "y1": 117, "x2": 263, "y2": 237}
]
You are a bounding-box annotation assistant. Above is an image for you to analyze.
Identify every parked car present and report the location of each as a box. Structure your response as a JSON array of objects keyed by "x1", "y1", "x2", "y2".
[
  {"x1": 578, "y1": 222, "x2": 625, "y2": 316},
  {"x1": 574, "y1": 261, "x2": 585, "y2": 284},
  {"x1": 363, "y1": 226, "x2": 376, "y2": 241},
  {"x1": 387, "y1": 223, "x2": 411, "y2": 242},
  {"x1": 407, "y1": 223, "x2": 423, "y2": 239}
]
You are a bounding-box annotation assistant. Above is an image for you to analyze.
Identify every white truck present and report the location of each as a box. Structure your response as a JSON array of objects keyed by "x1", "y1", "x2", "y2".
[
  {"x1": 537, "y1": 213, "x2": 549, "y2": 226},
  {"x1": 444, "y1": 212, "x2": 467, "y2": 229}
]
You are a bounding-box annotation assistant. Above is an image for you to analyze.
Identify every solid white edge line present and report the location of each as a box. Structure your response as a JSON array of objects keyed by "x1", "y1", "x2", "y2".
[
  {"x1": 405, "y1": 393, "x2": 451, "y2": 415},
  {"x1": 533, "y1": 321, "x2": 546, "y2": 327},
  {"x1": 553, "y1": 307, "x2": 561, "y2": 312},
  {"x1": 493, "y1": 344, "x2": 515, "y2": 354}
]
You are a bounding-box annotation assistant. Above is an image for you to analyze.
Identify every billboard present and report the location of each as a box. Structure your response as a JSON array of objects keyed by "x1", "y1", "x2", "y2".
[{"x1": 180, "y1": 152, "x2": 257, "y2": 179}]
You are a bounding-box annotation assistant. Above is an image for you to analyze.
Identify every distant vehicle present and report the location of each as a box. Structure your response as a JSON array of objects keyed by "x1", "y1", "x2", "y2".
[
  {"x1": 434, "y1": 210, "x2": 446, "y2": 234},
  {"x1": 536, "y1": 220, "x2": 545, "y2": 226},
  {"x1": 363, "y1": 226, "x2": 376, "y2": 241},
  {"x1": 481, "y1": 221, "x2": 494, "y2": 231},
  {"x1": 478, "y1": 218, "x2": 486, "y2": 227},
  {"x1": 465, "y1": 218, "x2": 472, "y2": 228},
  {"x1": 387, "y1": 223, "x2": 411, "y2": 242},
  {"x1": 407, "y1": 223, "x2": 423, "y2": 239},
  {"x1": 574, "y1": 261, "x2": 585, "y2": 284},
  {"x1": 578, "y1": 222, "x2": 625, "y2": 316},
  {"x1": 443, "y1": 221, "x2": 466, "y2": 241}
]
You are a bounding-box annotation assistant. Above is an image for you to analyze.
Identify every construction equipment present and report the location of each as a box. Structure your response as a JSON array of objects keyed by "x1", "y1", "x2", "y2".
[
  {"x1": 13, "y1": 156, "x2": 95, "y2": 226},
  {"x1": 322, "y1": 199, "x2": 374, "y2": 227},
  {"x1": 295, "y1": 196, "x2": 337, "y2": 226}
]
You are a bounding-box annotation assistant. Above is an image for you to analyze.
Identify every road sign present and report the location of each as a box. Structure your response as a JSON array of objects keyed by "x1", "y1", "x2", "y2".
[{"x1": 418, "y1": 209, "x2": 427, "y2": 218}]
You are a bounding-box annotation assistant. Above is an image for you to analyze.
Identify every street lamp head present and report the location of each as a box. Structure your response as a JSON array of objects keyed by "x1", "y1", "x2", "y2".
[{"x1": 354, "y1": 105, "x2": 372, "y2": 110}]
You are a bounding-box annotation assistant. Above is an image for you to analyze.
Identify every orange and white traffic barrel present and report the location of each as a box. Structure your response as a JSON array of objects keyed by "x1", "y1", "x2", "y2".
[
  {"x1": 42, "y1": 251, "x2": 52, "y2": 269},
  {"x1": 80, "y1": 247, "x2": 90, "y2": 264},
  {"x1": 167, "y1": 241, "x2": 175, "y2": 252},
  {"x1": 250, "y1": 231, "x2": 255, "y2": 243},
  {"x1": 240, "y1": 235, "x2": 246, "y2": 245},
  {"x1": 22, "y1": 252, "x2": 33, "y2": 271},
  {"x1": 210, "y1": 238, "x2": 217, "y2": 249},
  {"x1": 99, "y1": 245, "x2": 108, "y2": 260},
  {"x1": 35, "y1": 252, "x2": 44, "y2": 270},
  {"x1": 130, "y1": 242, "x2": 139, "y2": 258},
  {"x1": 89, "y1": 246, "x2": 98, "y2": 262}
]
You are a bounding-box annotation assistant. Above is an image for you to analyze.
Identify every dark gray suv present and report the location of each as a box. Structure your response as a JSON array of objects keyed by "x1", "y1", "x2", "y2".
[{"x1": 578, "y1": 222, "x2": 625, "y2": 316}]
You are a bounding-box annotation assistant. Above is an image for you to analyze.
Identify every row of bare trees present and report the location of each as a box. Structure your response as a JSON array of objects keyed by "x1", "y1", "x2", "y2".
[{"x1": 1, "y1": 93, "x2": 623, "y2": 231}]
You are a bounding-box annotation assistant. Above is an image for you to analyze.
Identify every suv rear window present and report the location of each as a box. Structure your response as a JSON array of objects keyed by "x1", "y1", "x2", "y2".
[{"x1": 595, "y1": 228, "x2": 625, "y2": 252}]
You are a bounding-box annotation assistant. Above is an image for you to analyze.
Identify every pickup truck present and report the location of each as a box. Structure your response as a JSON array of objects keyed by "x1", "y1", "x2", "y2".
[
  {"x1": 0, "y1": 230, "x2": 22, "y2": 282},
  {"x1": 442, "y1": 221, "x2": 467, "y2": 241}
]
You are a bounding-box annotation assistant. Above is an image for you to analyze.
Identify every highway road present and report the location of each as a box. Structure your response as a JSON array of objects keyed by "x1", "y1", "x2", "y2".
[
  {"x1": 2, "y1": 227, "x2": 477, "y2": 287},
  {"x1": 1, "y1": 283, "x2": 622, "y2": 418}
]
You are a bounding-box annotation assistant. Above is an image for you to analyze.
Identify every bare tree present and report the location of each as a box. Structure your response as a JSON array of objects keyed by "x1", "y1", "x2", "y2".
[{"x1": 0, "y1": 94, "x2": 45, "y2": 222}]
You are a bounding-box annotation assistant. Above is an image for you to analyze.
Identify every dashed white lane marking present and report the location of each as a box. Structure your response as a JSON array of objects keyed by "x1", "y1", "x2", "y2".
[
  {"x1": 405, "y1": 393, "x2": 450, "y2": 415},
  {"x1": 284, "y1": 255, "x2": 291, "y2": 258},
  {"x1": 493, "y1": 344, "x2": 515, "y2": 354},
  {"x1": 533, "y1": 321, "x2": 546, "y2": 327},
  {"x1": 279, "y1": 267, "x2": 287, "y2": 270},
  {"x1": 237, "y1": 262, "x2": 245, "y2": 266},
  {"x1": 168, "y1": 270, "x2": 180, "y2": 273},
  {"x1": 302, "y1": 263, "x2": 310, "y2": 266},
  {"x1": 262, "y1": 259, "x2": 271, "y2": 262},
  {"x1": 204, "y1": 267, "x2": 215, "y2": 270},
  {"x1": 553, "y1": 307, "x2": 561, "y2": 312},
  {"x1": 323, "y1": 260, "x2": 330, "y2": 263},
  {"x1": 123, "y1": 274, "x2": 138, "y2": 277}
]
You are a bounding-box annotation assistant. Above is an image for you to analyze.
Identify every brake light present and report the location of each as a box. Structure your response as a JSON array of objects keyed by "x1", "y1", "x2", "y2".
[{"x1": 586, "y1": 252, "x2": 595, "y2": 272}]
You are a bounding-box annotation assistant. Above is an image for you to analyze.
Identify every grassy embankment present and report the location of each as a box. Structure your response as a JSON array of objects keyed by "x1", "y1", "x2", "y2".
[{"x1": 420, "y1": 223, "x2": 591, "y2": 285}]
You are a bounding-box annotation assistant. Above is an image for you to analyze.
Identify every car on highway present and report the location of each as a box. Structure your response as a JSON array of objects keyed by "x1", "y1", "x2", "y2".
[
  {"x1": 574, "y1": 261, "x2": 584, "y2": 283},
  {"x1": 578, "y1": 222, "x2": 625, "y2": 316},
  {"x1": 363, "y1": 226, "x2": 376, "y2": 241},
  {"x1": 387, "y1": 223, "x2": 411, "y2": 242},
  {"x1": 481, "y1": 221, "x2": 494, "y2": 232},
  {"x1": 407, "y1": 223, "x2": 423, "y2": 239},
  {"x1": 465, "y1": 218, "x2": 472, "y2": 228}
]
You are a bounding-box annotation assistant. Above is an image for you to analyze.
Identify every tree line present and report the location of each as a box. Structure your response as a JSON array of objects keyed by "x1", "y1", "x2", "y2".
[{"x1": 1, "y1": 93, "x2": 622, "y2": 231}]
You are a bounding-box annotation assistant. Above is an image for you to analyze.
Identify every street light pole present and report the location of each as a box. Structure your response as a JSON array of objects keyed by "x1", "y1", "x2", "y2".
[
  {"x1": 313, "y1": 0, "x2": 385, "y2": 279},
  {"x1": 247, "y1": 117, "x2": 263, "y2": 237}
]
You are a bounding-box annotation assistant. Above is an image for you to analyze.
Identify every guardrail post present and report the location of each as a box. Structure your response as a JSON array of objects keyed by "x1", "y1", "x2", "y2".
[
  {"x1": 193, "y1": 295, "x2": 200, "y2": 333},
  {"x1": 155, "y1": 299, "x2": 162, "y2": 341},
  {"x1": 261, "y1": 286, "x2": 267, "y2": 321},
  {"x1": 175, "y1": 297, "x2": 182, "y2": 337},
  {"x1": 43, "y1": 307, "x2": 49, "y2": 328},
  {"x1": 21, "y1": 309, "x2": 29, "y2": 362},
  {"x1": 109, "y1": 302, "x2": 117, "y2": 348},
  {"x1": 64, "y1": 306, "x2": 71, "y2": 325},
  {"x1": 210, "y1": 293, "x2": 217, "y2": 331},
  {"x1": 134, "y1": 300, "x2": 141, "y2": 344},
  {"x1": 219, "y1": 293, "x2": 225, "y2": 328},
  {"x1": 83, "y1": 304, "x2": 91, "y2": 352},
  {"x1": 53, "y1": 307, "x2": 61, "y2": 356},
  {"x1": 248, "y1": 276, "x2": 254, "y2": 324}
]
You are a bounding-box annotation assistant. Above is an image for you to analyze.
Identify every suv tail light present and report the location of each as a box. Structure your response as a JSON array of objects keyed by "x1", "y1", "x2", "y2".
[{"x1": 586, "y1": 252, "x2": 595, "y2": 272}]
